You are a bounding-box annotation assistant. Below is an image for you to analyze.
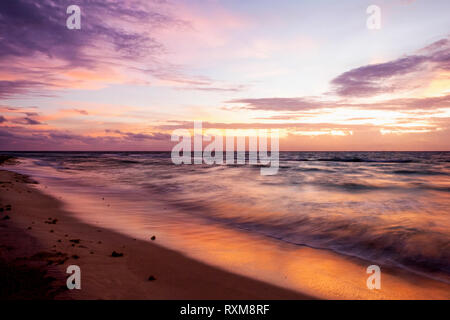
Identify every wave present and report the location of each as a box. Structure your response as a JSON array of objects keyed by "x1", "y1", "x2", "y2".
[
  {"x1": 391, "y1": 169, "x2": 446, "y2": 176},
  {"x1": 187, "y1": 205, "x2": 450, "y2": 278},
  {"x1": 8, "y1": 151, "x2": 450, "y2": 282},
  {"x1": 288, "y1": 157, "x2": 421, "y2": 163},
  {"x1": 312, "y1": 157, "x2": 414, "y2": 163},
  {"x1": 322, "y1": 182, "x2": 383, "y2": 191}
]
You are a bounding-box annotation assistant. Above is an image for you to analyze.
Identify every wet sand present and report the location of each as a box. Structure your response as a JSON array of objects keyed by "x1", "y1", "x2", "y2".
[{"x1": 0, "y1": 168, "x2": 313, "y2": 299}]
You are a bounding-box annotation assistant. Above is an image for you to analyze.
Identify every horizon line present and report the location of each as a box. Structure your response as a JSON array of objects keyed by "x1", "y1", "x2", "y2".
[{"x1": 2, "y1": 150, "x2": 450, "y2": 153}]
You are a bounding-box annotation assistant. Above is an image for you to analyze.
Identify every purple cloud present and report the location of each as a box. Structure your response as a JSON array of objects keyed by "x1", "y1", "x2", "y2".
[
  {"x1": 12, "y1": 117, "x2": 43, "y2": 125},
  {"x1": 154, "y1": 120, "x2": 370, "y2": 131},
  {"x1": 60, "y1": 109, "x2": 89, "y2": 115},
  {"x1": 0, "y1": 0, "x2": 242, "y2": 96},
  {"x1": 0, "y1": 80, "x2": 49, "y2": 98},
  {"x1": 179, "y1": 85, "x2": 246, "y2": 92},
  {"x1": 105, "y1": 129, "x2": 171, "y2": 141},
  {"x1": 150, "y1": 70, "x2": 247, "y2": 93},
  {"x1": 227, "y1": 94, "x2": 450, "y2": 112},
  {"x1": 226, "y1": 97, "x2": 327, "y2": 111},
  {"x1": 0, "y1": 0, "x2": 182, "y2": 97},
  {"x1": 226, "y1": 38, "x2": 450, "y2": 112},
  {"x1": 358, "y1": 94, "x2": 450, "y2": 110},
  {"x1": 331, "y1": 38, "x2": 450, "y2": 97},
  {"x1": 0, "y1": 126, "x2": 172, "y2": 150},
  {"x1": 0, "y1": 0, "x2": 173, "y2": 62}
]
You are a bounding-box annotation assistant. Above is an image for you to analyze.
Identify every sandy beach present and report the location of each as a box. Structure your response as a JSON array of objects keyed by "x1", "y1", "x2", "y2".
[{"x1": 0, "y1": 166, "x2": 313, "y2": 300}]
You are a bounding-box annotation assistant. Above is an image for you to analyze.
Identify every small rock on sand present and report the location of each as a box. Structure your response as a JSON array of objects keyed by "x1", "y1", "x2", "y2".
[
  {"x1": 111, "y1": 251, "x2": 123, "y2": 257},
  {"x1": 151, "y1": 236, "x2": 156, "y2": 241}
]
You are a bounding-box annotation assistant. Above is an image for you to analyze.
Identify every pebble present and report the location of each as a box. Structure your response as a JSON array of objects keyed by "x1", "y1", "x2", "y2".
[{"x1": 111, "y1": 251, "x2": 124, "y2": 257}]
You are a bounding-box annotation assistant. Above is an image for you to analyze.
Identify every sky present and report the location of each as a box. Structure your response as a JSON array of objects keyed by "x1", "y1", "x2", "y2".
[{"x1": 0, "y1": 0, "x2": 449, "y2": 151}]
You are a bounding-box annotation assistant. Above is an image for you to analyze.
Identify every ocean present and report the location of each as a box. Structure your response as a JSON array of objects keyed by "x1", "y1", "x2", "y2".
[{"x1": 4, "y1": 151, "x2": 450, "y2": 288}]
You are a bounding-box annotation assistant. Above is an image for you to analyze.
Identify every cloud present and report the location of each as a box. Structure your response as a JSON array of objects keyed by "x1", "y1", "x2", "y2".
[
  {"x1": 0, "y1": 105, "x2": 32, "y2": 112},
  {"x1": 226, "y1": 37, "x2": 450, "y2": 113},
  {"x1": 330, "y1": 37, "x2": 450, "y2": 97},
  {"x1": 227, "y1": 94, "x2": 450, "y2": 112},
  {"x1": 105, "y1": 129, "x2": 171, "y2": 141},
  {"x1": 0, "y1": 104, "x2": 45, "y2": 124},
  {"x1": 0, "y1": 126, "x2": 172, "y2": 150},
  {"x1": 0, "y1": 0, "x2": 244, "y2": 96},
  {"x1": 0, "y1": 115, "x2": 6, "y2": 123},
  {"x1": 0, "y1": 0, "x2": 172, "y2": 62},
  {"x1": 11, "y1": 117, "x2": 43, "y2": 125},
  {"x1": 60, "y1": 109, "x2": 89, "y2": 115},
  {"x1": 148, "y1": 69, "x2": 248, "y2": 92},
  {"x1": 2, "y1": 117, "x2": 449, "y2": 151},
  {"x1": 0, "y1": 80, "x2": 49, "y2": 98},
  {"x1": 178, "y1": 85, "x2": 246, "y2": 92},
  {"x1": 154, "y1": 120, "x2": 370, "y2": 131},
  {"x1": 226, "y1": 97, "x2": 327, "y2": 111},
  {"x1": 0, "y1": 0, "x2": 184, "y2": 97},
  {"x1": 357, "y1": 94, "x2": 450, "y2": 110}
]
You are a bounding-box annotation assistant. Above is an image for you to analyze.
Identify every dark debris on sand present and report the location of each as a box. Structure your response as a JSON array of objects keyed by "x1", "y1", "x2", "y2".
[
  {"x1": 0, "y1": 259, "x2": 61, "y2": 300},
  {"x1": 45, "y1": 219, "x2": 58, "y2": 224},
  {"x1": 29, "y1": 252, "x2": 68, "y2": 266},
  {"x1": 0, "y1": 249, "x2": 70, "y2": 299},
  {"x1": 111, "y1": 251, "x2": 124, "y2": 257}
]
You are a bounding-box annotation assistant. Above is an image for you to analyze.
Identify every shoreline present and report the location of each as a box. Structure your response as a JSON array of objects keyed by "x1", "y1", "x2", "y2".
[
  {"x1": 0, "y1": 168, "x2": 313, "y2": 300},
  {"x1": 2, "y1": 157, "x2": 449, "y2": 300}
]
